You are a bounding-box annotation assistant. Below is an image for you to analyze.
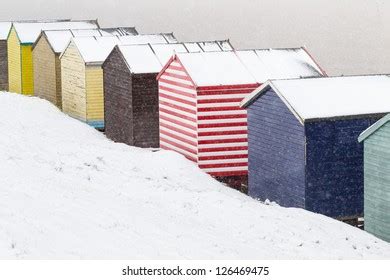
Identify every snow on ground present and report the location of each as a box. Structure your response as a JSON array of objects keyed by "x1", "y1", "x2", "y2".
[{"x1": 0, "y1": 92, "x2": 389, "y2": 259}]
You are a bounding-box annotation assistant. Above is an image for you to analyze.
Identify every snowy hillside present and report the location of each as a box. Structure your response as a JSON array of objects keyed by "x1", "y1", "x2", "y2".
[{"x1": 0, "y1": 92, "x2": 389, "y2": 259}]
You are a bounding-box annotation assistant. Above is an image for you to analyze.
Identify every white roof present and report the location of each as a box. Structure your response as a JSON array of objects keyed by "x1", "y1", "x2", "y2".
[
  {"x1": 70, "y1": 33, "x2": 180, "y2": 65},
  {"x1": 116, "y1": 41, "x2": 234, "y2": 74},
  {"x1": 13, "y1": 20, "x2": 98, "y2": 44},
  {"x1": 174, "y1": 48, "x2": 323, "y2": 87},
  {"x1": 71, "y1": 36, "x2": 121, "y2": 64},
  {"x1": 236, "y1": 48, "x2": 323, "y2": 82},
  {"x1": 43, "y1": 29, "x2": 110, "y2": 53},
  {"x1": 0, "y1": 22, "x2": 12, "y2": 40},
  {"x1": 118, "y1": 45, "x2": 162, "y2": 74},
  {"x1": 116, "y1": 43, "x2": 191, "y2": 74},
  {"x1": 119, "y1": 34, "x2": 176, "y2": 45},
  {"x1": 183, "y1": 40, "x2": 233, "y2": 53},
  {"x1": 41, "y1": 28, "x2": 136, "y2": 53},
  {"x1": 177, "y1": 51, "x2": 258, "y2": 86},
  {"x1": 151, "y1": 43, "x2": 188, "y2": 65},
  {"x1": 242, "y1": 76, "x2": 390, "y2": 121},
  {"x1": 183, "y1": 42, "x2": 203, "y2": 53}
]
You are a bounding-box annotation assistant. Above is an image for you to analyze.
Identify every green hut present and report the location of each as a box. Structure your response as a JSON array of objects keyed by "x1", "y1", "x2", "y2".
[{"x1": 358, "y1": 114, "x2": 390, "y2": 242}]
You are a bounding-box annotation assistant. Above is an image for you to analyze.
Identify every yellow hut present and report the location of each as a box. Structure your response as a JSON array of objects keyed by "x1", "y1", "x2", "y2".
[
  {"x1": 7, "y1": 20, "x2": 99, "y2": 95},
  {"x1": 32, "y1": 27, "x2": 138, "y2": 109},
  {"x1": 60, "y1": 33, "x2": 177, "y2": 129}
]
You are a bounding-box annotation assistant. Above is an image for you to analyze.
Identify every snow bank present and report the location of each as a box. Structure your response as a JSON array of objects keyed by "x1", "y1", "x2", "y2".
[{"x1": 0, "y1": 92, "x2": 389, "y2": 259}]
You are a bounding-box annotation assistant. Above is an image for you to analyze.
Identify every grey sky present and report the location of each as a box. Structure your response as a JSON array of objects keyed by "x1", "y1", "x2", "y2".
[{"x1": 1, "y1": 0, "x2": 389, "y2": 75}]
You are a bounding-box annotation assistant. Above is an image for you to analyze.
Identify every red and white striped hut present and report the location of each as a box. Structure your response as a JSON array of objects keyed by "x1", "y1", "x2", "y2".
[{"x1": 157, "y1": 48, "x2": 326, "y2": 189}]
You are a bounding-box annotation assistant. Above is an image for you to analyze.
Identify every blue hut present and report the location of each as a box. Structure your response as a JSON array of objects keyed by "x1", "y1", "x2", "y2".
[{"x1": 241, "y1": 75, "x2": 390, "y2": 218}]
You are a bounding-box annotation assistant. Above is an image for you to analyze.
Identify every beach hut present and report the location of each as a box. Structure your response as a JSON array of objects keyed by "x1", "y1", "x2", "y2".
[
  {"x1": 103, "y1": 40, "x2": 234, "y2": 148},
  {"x1": 0, "y1": 22, "x2": 13, "y2": 91},
  {"x1": 358, "y1": 114, "x2": 390, "y2": 241},
  {"x1": 157, "y1": 48, "x2": 325, "y2": 188},
  {"x1": 32, "y1": 27, "x2": 138, "y2": 108},
  {"x1": 61, "y1": 33, "x2": 177, "y2": 129},
  {"x1": 7, "y1": 19, "x2": 99, "y2": 95},
  {"x1": 241, "y1": 75, "x2": 390, "y2": 218},
  {"x1": 1, "y1": 21, "x2": 34, "y2": 90}
]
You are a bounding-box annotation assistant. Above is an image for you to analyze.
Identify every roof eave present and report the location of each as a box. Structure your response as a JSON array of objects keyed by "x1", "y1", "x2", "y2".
[
  {"x1": 358, "y1": 113, "x2": 390, "y2": 142},
  {"x1": 240, "y1": 82, "x2": 272, "y2": 108}
]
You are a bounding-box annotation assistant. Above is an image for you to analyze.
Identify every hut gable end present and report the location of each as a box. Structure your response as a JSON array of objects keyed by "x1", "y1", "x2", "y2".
[
  {"x1": 359, "y1": 116, "x2": 390, "y2": 242},
  {"x1": 61, "y1": 40, "x2": 87, "y2": 122},
  {"x1": 247, "y1": 88, "x2": 306, "y2": 207},
  {"x1": 33, "y1": 34, "x2": 57, "y2": 106},
  {"x1": 7, "y1": 26, "x2": 22, "y2": 93},
  {"x1": 103, "y1": 47, "x2": 134, "y2": 144},
  {"x1": 158, "y1": 56, "x2": 199, "y2": 162}
]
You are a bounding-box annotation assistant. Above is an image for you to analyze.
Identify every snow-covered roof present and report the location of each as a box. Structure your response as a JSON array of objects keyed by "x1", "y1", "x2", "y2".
[
  {"x1": 151, "y1": 43, "x2": 188, "y2": 65},
  {"x1": 70, "y1": 36, "x2": 121, "y2": 64},
  {"x1": 173, "y1": 47, "x2": 324, "y2": 87},
  {"x1": 119, "y1": 33, "x2": 178, "y2": 45},
  {"x1": 40, "y1": 29, "x2": 106, "y2": 53},
  {"x1": 69, "y1": 33, "x2": 179, "y2": 65},
  {"x1": 12, "y1": 20, "x2": 99, "y2": 44},
  {"x1": 116, "y1": 41, "x2": 234, "y2": 74},
  {"x1": 39, "y1": 28, "x2": 137, "y2": 53},
  {"x1": 100, "y1": 27, "x2": 138, "y2": 36},
  {"x1": 117, "y1": 45, "x2": 163, "y2": 74},
  {"x1": 176, "y1": 51, "x2": 258, "y2": 86},
  {"x1": 236, "y1": 48, "x2": 324, "y2": 82},
  {"x1": 241, "y1": 76, "x2": 390, "y2": 121},
  {"x1": 0, "y1": 22, "x2": 12, "y2": 40},
  {"x1": 183, "y1": 40, "x2": 233, "y2": 52},
  {"x1": 358, "y1": 114, "x2": 390, "y2": 142}
]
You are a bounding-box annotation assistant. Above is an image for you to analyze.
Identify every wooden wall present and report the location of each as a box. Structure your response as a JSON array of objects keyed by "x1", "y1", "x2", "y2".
[
  {"x1": 363, "y1": 122, "x2": 390, "y2": 242},
  {"x1": 0, "y1": 40, "x2": 8, "y2": 91},
  {"x1": 132, "y1": 73, "x2": 159, "y2": 148},
  {"x1": 247, "y1": 88, "x2": 306, "y2": 208},
  {"x1": 33, "y1": 35, "x2": 57, "y2": 105},
  {"x1": 55, "y1": 56, "x2": 62, "y2": 108},
  {"x1": 86, "y1": 66, "x2": 104, "y2": 129},
  {"x1": 196, "y1": 84, "x2": 257, "y2": 177},
  {"x1": 305, "y1": 117, "x2": 380, "y2": 218},
  {"x1": 159, "y1": 59, "x2": 199, "y2": 162},
  {"x1": 21, "y1": 44, "x2": 34, "y2": 95},
  {"x1": 61, "y1": 41, "x2": 87, "y2": 122},
  {"x1": 7, "y1": 27, "x2": 22, "y2": 93},
  {"x1": 103, "y1": 47, "x2": 160, "y2": 147},
  {"x1": 103, "y1": 47, "x2": 134, "y2": 144}
]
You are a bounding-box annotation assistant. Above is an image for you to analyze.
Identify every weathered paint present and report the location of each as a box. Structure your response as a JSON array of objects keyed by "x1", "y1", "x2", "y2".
[
  {"x1": 362, "y1": 121, "x2": 390, "y2": 242},
  {"x1": 247, "y1": 87, "x2": 381, "y2": 218},
  {"x1": 33, "y1": 35, "x2": 57, "y2": 105},
  {"x1": 7, "y1": 26, "x2": 22, "y2": 93},
  {"x1": 21, "y1": 44, "x2": 34, "y2": 95},
  {"x1": 86, "y1": 66, "x2": 104, "y2": 129},
  {"x1": 61, "y1": 41, "x2": 86, "y2": 122},
  {"x1": 305, "y1": 118, "x2": 379, "y2": 218},
  {"x1": 247, "y1": 89, "x2": 306, "y2": 207},
  {"x1": 0, "y1": 40, "x2": 8, "y2": 91}
]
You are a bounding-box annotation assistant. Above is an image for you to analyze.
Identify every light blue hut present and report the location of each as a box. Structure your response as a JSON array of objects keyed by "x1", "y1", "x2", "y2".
[{"x1": 358, "y1": 114, "x2": 390, "y2": 242}]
